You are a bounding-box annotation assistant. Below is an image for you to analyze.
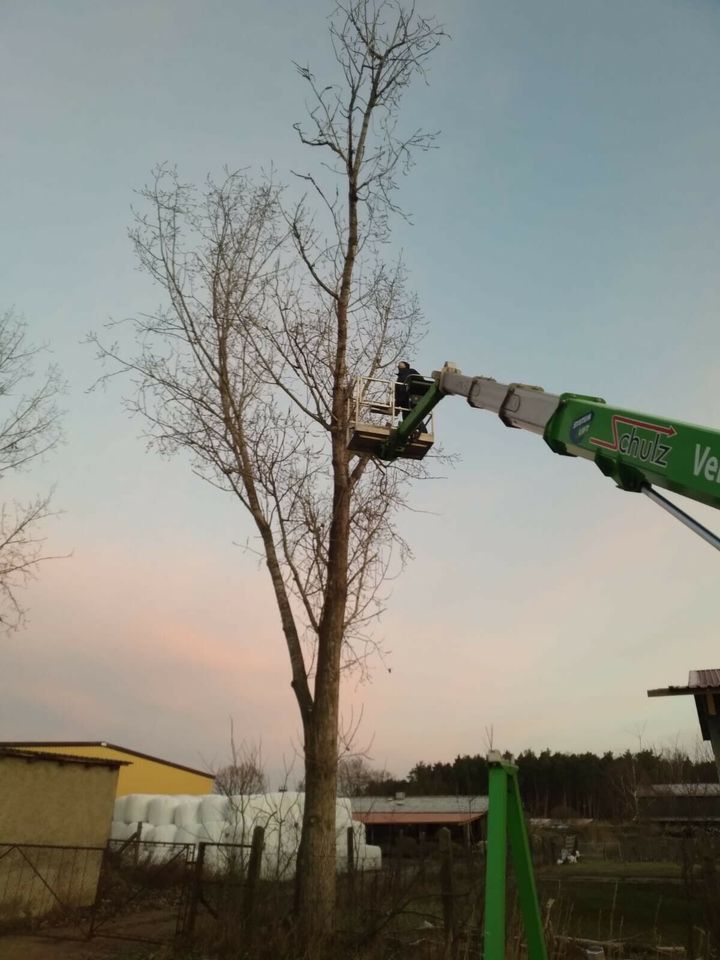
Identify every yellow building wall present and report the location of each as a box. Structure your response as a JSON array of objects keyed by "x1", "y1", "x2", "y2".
[{"x1": 20, "y1": 745, "x2": 214, "y2": 796}]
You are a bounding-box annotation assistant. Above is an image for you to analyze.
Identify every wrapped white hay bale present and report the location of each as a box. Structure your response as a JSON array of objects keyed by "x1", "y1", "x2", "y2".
[
  {"x1": 174, "y1": 797, "x2": 202, "y2": 828},
  {"x1": 171, "y1": 822, "x2": 226, "y2": 872},
  {"x1": 147, "y1": 796, "x2": 179, "y2": 826},
  {"x1": 142, "y1": 823, "x2": 182, "y2": 864},
  {"x1": 151, "y1": 823, "x2": 179, "y2": 844},
  {"x1": 174, "y1": 826, "x2": 202, "y2": 848},
  {"x1": 336, "y1": 819, "x2": 365, "y2": 855},
  {"x1": 122, "y1": 821, "x2": 156, "y2": 861},
  {"x1": 174, "y1": 820, "x2": 224, "y2": 845},
  {"x1": 123, "y1": 794, "x2": 153, "y2": 825},
  {"x1": 335, "y1": 797, "x2": 353, "y2": 826},
  {"x1": 335, "y1": 814, "x2": 360, "y2": 852},
  {"x1": 110, "y1": 820, "x2": 134, "y2": 841},
  {"x1": 199, "y1": 794, "x2": 229, "y2": 823},
  {"x1": 136, "y1": 822, "x2": 155, "y2": 841},
  {"x1": 222, "y1": 804, "x2": 260, "y2": 847},
  {"x1": 113, "y1": 796, "x2": 127, "y2": 823},
  {"x1": 256, "y1": 822, "x2": 302, "y2": 882},
  {"x1": 201, "y1": 823, "x2": 233, "y2": 872},
  {"x1": 203, "y1": 821, "x2": 225, "y2": 843},
  {"x1": 357, "y1": 844, "x2": 382, "y2": 871},
  {"x1": 109, "y1": 790, "x2": 378, "y2": 877}
]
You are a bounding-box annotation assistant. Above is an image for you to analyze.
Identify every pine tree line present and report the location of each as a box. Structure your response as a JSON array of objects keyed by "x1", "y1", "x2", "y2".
[{"x1": 364, "y1": 748, "x2": 716, "y2": 820}]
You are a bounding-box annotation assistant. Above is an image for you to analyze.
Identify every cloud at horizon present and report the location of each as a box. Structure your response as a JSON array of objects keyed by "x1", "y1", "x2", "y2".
[{"x1": 4, "y1": 486, "x2": 712, "y2": 784}]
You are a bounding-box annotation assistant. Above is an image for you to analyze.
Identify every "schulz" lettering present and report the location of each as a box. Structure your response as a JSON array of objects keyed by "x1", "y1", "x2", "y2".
[{"x1": 618, "y1": 426, "x2": 671, "y2": 468}]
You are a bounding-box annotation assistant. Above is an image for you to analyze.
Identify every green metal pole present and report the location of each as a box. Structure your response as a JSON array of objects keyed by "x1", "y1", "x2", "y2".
[
  {"x1": 378, "y1": 381, "x2": 444, "y2": 460},
  {"x1": 484, "y1": 756, "x2": 509, "y2": 960},
  {"x1": 507, "y1": 770, "x2": 549, "y2": 960}
]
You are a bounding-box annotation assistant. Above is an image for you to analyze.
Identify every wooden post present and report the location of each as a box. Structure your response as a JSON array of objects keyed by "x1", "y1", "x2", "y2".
[
  {"x1": 347, "y1": 825, "x2": 355, "y2": 872},
  {"x1": 185, "y1": 841, "x2": 206, "y2": 940},
  {"x1": 243, "y1": 825, "x2": 265, "y2": 938},
  {"x1": 439, "y1": 827, "x2": 455, "y2": 956},
  {"x1": 133, "y1": 821, "x2": 142, "y2": 866},
  {"x1": 347, "y1": 825, "x2": 356, "y2": 897}
]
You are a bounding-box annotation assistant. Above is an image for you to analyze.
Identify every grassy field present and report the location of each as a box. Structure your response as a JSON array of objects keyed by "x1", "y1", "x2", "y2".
[
  {"x1": 540, "y1": 860, "x2": 684, "y2": 879},
  {"x1": 537, "y1": 862, "x2": 703, "y2": 946}
]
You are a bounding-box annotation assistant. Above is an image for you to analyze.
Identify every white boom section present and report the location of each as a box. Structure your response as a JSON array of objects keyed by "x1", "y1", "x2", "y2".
[{"x1": 433, "y1": 363, "x2": 562, "y2": 435}]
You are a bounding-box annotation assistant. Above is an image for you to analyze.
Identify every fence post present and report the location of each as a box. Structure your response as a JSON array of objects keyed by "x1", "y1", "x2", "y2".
[
  {"x1": 347, "y1": 825, "x2": 356, "y2": 884},
  {"x1": 133, "y1": 821, "x2": 142, "y2": 866},
  {"x1": 89, "y1": 844, "x2": 110, "y2": 939},
  {"x1": 184, "y1": 841, "x2": 206, "y2": 941},
  {"x1": 243, "y1": 825, "x2": 265, "y2": 938},
  {"x1": 439, "y1": 826, "x2": 455, "y2": 956}
]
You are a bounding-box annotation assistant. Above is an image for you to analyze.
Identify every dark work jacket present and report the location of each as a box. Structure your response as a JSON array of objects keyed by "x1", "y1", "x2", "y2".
[{"x1": 395, "y1": 366, "x2": 419, "y2": 409}]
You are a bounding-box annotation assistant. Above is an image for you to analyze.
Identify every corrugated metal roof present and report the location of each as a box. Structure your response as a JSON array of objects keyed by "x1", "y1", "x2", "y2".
[
  {"x1": 0, "y1": 747, "x2": 127, "y2": 768},
  {"x1": 355, "y1": 811, "x2": 484, "y2": 826},
  {"x1": 0, "y1": 741, "x2": 212, "y2": 778},
  {"x1": 647, "y1": 668, "x2": 720, "y2": 697},
  {"x1": 636, "y1": 783, "x2": 720, "y2": 798},
  {"x1": 690, "y1": 669, "x2": 720, "y2": 688},
  {"x1": 351, "y1": 795, "x2": 488, "y2": 816}
]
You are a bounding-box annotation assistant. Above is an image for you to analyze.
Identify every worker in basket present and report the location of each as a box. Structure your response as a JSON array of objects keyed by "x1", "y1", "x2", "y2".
[{"x1": 395, "y1": 361, "x2": 430, "y2": 434}]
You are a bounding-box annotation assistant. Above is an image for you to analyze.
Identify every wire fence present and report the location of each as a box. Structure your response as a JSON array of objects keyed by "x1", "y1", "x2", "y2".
[
  {"x1": 0, "y1": 842, "x2": 104, "y2": 928},
  {"x1": 3, "y1": 825, "x2": 720, "y2": 957}
]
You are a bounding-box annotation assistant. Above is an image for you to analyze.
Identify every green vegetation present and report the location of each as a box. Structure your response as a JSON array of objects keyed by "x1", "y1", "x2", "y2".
[
  {"x1": 541, "y1": 860, "x2": 684, "y2": 879},
  {"x1": 539, "y1": 875, "x2": 702, "y2": 943}
]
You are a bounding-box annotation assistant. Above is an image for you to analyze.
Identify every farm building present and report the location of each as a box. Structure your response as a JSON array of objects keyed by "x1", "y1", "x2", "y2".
[
  {"x1": 351, "y1": 794, "x2": 488, "y2": 851},
  {"x1": 648, "y1": 668, "x2": 720, "y2": 778},
  {"x1": 0, "y1": 741, "x2": 214, "y2": 796},
  {"x1": 0, "y1": 747, "x2": 124, "y2": 918},
  {"x1": 636, "y1": 783, "x2": 720, "y2": 824}
]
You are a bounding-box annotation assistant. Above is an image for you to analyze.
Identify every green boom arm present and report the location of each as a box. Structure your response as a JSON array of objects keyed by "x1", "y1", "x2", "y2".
[
  {"x1": 379, "y1": 363, "x2": 720, "y2": 514},
  {"x1": 545, "y1": 393, "x2": 720, "y2": 509}
]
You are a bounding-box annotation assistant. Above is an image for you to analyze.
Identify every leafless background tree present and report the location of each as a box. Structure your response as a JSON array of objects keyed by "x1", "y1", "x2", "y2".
[
  {"x1": 337, "y1": 755, "x2": 392, "y2": 797},
  {"x1": 213, "y1": 728, "x2": 268, "y2": 796},
  {"x1": 93, "y1": 1, "x2": 444, "y2": 948},
  {"x1": 0, "y1": 310, "x2": 63, "y2": 629}
]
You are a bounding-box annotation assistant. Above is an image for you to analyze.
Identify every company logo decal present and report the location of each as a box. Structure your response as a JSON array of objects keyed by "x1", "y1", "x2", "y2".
[
  {"x1": 590, "y1": 416, "x2": 677, "y2": 469},
  {"x1": 569, "y1": 411, "x2": 594, "y2": 444}
]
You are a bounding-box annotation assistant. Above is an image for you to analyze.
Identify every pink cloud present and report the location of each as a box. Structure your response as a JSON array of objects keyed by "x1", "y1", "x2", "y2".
[{"x1": 5, "y1": 490, "x2": 713, "y2": 783}]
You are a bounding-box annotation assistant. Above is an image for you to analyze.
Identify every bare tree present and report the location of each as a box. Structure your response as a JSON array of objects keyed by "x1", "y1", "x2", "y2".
[
  {"x1": 0, "y1": 310, "x2": 63, "y2": 629},
  {"x1": 337, "y1": 755, "x2": 392, "y2": 798},
  {"x1": 214, "y1": 759, "x2": 268, "y2": 796},
  {"x1": 213, "y1": 728, "x2": 268, "y2": 796},
  {"x1": 93, "y1": 1, "x2": 444, "y2": 946}
]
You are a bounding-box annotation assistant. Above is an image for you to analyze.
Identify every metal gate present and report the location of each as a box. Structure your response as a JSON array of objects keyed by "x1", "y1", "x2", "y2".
[
  {"x1": 88, "y1": 838, "x2": 195, "y2": 944},
  {"x1": 0, "y1": 842, "x2": 104, "y2": 938}
]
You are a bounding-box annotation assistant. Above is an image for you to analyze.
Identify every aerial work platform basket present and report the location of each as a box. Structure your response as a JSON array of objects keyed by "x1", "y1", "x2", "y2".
[{"x1": 347, "y1": 376, "x2": 435, "y2": 460}]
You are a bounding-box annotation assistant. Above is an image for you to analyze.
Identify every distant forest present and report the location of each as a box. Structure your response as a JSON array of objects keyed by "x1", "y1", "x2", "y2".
[{"x1": 363, "y1": 749, "x2": 717, "y2": 820}]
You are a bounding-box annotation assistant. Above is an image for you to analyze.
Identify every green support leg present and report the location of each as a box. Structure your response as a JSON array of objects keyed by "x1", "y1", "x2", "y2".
[
  {"x1": 483, "y1": 752, "x2": 548, "y2": 960},
  {"x1": 507, "y1": 767, "x2": 548, "y2": 960},
  {"x1": 484, "y1": 757, "x2": 509, "y2": 960}
]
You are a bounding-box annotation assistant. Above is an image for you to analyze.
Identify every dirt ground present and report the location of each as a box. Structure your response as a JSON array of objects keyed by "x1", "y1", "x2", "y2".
[
  {"x1": 0, "y1": 935, "x2": 164, "y2": 959},
  {"x1": 0, "y1": 909, "x2": 179, "y2": 960}
]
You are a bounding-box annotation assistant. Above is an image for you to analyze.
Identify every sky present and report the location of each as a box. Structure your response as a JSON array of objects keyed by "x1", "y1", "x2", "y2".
[{"x1": 2, "y1": 0, "x2": 720, "y2": 786}]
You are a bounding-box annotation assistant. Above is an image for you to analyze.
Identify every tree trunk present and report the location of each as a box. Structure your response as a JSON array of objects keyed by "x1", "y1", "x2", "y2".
[
  {"x1": 295, "y1": 706, "x2": 341, "y2": 950},
  {"x1": 294, "y1": 420, "x2": 350, "y2": 950}
]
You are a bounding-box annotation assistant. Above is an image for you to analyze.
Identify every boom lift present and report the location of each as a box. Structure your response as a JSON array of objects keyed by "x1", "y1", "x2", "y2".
[
  {"x1": 348, "y1": 363, "x2": 720, "y2": 960},
  {"x1": 348, "y1": 363, "x2": 720, "y2": 550}
]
